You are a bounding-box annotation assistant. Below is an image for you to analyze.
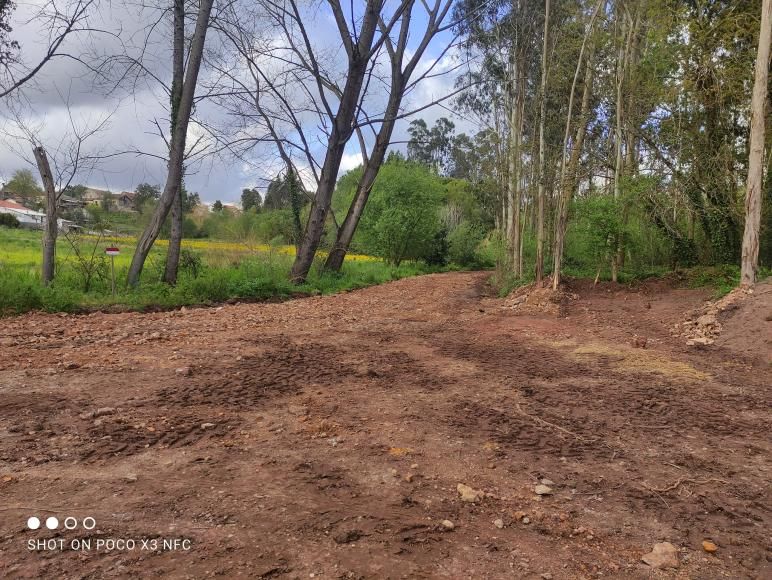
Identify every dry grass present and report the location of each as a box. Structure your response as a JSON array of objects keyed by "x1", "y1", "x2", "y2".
[{"x1": 545, "y1": 339, "x2": 709, "y2": 381}]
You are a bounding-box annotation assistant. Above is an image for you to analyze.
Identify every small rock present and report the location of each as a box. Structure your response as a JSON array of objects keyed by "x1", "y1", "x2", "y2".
[
  {"x1": 687, "y1": 337, "x2": 714, "y2": 346},
  {"x1": 440, "y1": 520, "x2": 455, "y2": 531},
  {"x1": 457, "y1": 483, "x2": 485, "y2": 503},
  {"x1": 124, "y1": 473, "x2": 138, "y2": 483},
  {"x1": 333, "y1": 529, "x2": 362, "y2": 544},
  {"x1": 702, "y1": 540, "x2": 718, "y2": 553},
  {"x1": 540, "y1": 574, "x2": 553, "y2": 580},
  {"x1": 79, "y1": 407, "x2": 115, "y2": 420},
  {"x1": 200, "y1": 422, "x2": 216, "y2": 430},
  {"x1": 534, "y1": 484, "x2": 553, "y2": 495},
  {"x1": 641, "y1": 542, "x2": 679, "y2": 569},
  {"x1": 522, "y1": 517, "x2": 530, "y2": 524},
  {"x1": 175, "y1": 366, "x2": 192, "y2": 377},
  {"x1": 410, "y1": 463, "x2": 419, "y2": 469},
  {"x1": 404, "y1": 473, "x2": 415, "y2": 483},
  {"x1": 63, "y1": 362, "x2": 80, "y2": 370},
  {"x1": 696, "y1": 314, "x2": 717, "y2": 327},
  {"x1": 493, "y1": 518, "x2": 504, "y2": 529},
  {"x1": 390, "y1": 468, "x2": 398, "y2": 477},
  {"x1": 540, "y1": 478, "x2": 555, "y2": 486}
]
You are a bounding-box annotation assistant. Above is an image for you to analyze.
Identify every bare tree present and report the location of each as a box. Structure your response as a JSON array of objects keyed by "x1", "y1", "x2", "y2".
[
  {"x1": 127, "y1": 0, "x2": 215, "y2": 287},
  {"x1": 4, "y1": 96, "x2": 112, "y2": 284},
  {"x1": 163, "y1": 0, "x2": 186, "y2": 285},
  {"x1": 0, "y1": 0, "x2": 96, "y2": 99},
  {"x1": 324, "y1": 0, "x2": 456, "y2": 272},
  {"x1": 286, "y1": 0, "x2": 403, "y2": 283}
]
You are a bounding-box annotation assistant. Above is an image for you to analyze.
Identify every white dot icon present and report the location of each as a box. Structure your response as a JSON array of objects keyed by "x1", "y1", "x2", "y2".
[
  {"x1": 27, "y1": 516, "x2": 40, "y2": 530},
  {"x1": 45, "y1": 516, "x2": 59, "y2": 530}
]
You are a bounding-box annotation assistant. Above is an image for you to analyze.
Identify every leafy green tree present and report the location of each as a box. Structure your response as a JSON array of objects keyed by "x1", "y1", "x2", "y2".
[
  {"x1": 134, "y1": 183, "x2": 161, "y2": 212},
  {"x1": 352, "y1": 159, "x2": 444, "y2": 265},
  {"x1": 407, "y1": 117, "x2": 457, "y2": 175},
  {"x1": 241, "y1": 188, "x2": 262, "y2": 211},
  {"x1": 212, "y1": 199, "x2": 223, "y2": 212},
  {"x1": 4, "y1": 169, "x2": 42, "y2": 197},
  {"x1": 448, "y1": 221, "x2": 486, "y2": 267},
  {"x1": 263, "y1": 175, "x2": 291, "y2": 209},
  {"x1": 181, "y1": 188, "x2": 200, "y2": 213}
]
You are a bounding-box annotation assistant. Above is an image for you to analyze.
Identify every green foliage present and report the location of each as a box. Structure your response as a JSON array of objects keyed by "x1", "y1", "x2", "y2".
[
  {"x1": 0, "y1": 228, "x2": 440, "y2": 316},
  {"x1": 241, "y1": 188, "x2": 261, "y2": 212},
  {"x1": 447, "y1": 221, "x2": 486, "y2": 267},
  {"x1": 350, "y1": 160, "x2": 444, "y2": 265},
  {"x1": 179, "y1": 249, "x2": 203, "y2": 278},
  {"x1": 0, "y1": 213, "x2": 20, "y2": 228},
  {"x1": 4, "y1": 168, "x2": 42, "y2": 197},
  {"x1": 212, "y1": 200, "x2": 223, "y2": 212},
  {"x1": 133, "y1": 183, "x2": 160, "y2": 212}
]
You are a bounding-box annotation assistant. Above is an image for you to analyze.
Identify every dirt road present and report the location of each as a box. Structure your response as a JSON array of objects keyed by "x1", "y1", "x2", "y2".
[{"x1": 0, "y1": 272, "x2": 769, "y2": 578}]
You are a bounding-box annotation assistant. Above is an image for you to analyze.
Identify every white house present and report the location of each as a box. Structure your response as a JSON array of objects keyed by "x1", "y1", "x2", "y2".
[{"x1": 0, "y1": 200, "x2": 74, "y2": 232}]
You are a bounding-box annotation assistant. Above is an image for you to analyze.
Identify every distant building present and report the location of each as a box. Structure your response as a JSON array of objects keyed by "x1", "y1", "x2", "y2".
[
  {"x1": 114, "y1": 191, "x2": 136, "y2": 211},
  {"x1": 82, "y1": 187, "x2": 111, "y2": 205},
  {"x1": 59, "y1": 195, "x2": 86, "y2": 210},
  {"x1": 0, "y1": 199, "x2": 74, "y2": 232}
]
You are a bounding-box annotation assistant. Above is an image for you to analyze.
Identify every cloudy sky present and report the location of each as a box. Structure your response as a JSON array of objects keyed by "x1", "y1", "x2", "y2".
[{"x1": 0, "y1": 0, "x2": 478, "y2": 205}]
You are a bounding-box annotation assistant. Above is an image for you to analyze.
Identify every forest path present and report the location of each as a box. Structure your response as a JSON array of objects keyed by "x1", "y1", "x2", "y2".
[{"x1": 0, "y1": 272, "x2": 769, "y2": 579}]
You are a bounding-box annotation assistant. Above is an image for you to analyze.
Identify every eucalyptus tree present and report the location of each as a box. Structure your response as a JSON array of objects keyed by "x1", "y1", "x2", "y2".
[{"x1": 740, "y1": 0, "x2": 772, "y2": 286}]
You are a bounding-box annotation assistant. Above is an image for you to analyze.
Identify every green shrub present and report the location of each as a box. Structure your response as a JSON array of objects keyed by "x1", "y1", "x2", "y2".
[
  {"x1": 447, "y1": 221, "x2": 485, "y2": 267},
  {"x1": 0, "y1": 213, "x2": 20, "y2": 228}
]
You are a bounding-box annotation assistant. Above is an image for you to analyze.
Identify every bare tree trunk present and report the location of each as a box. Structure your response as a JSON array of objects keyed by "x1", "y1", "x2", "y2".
[
  {"x1": 510, "y1": 61, "x2": 525, "y2": 278},
  {"x1": 741, "y1": 0, "x2": 772, "y2": 286},
  {"x1": 324, "y1": 112, "x2": 394, "y2": 272},
  {"x1": 290, "y1": 1, "x2": 385, "y2": 283},
  {"x1": 128, "y1": 0, "x2": 214, "y2": 286},
  {"x1": 34, "y1": 146, "x2": 57, "y2": 285},
  {"x1": 535, "y1": 0, "x2": 550, "y2": 284},
  {"x1": 163, "y1": 0, "x2": 186, "y2": 285}
]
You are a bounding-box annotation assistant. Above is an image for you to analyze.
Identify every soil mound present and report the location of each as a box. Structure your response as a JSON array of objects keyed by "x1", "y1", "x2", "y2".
[
  {"x1": 674, "y1": 279, "x2": 771, "y2": 360},
  {"x1": 504, "y1": 279, "x2": 577, "y2": 317}
]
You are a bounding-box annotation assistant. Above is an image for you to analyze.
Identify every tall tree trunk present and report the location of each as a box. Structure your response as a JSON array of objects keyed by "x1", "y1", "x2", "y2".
[
  {"x1": 615, "y1": 6, "x2": 641, "y2": 275},
  {"x1": 611, "y1": 8, "x2": 627, "y2": 283},
  {"x1": 741, "y1": 0, "x2": 772, "y2": 285},
  {"x1": 324, "y1": 97, "x2": 398, "y2": 272},
  {"x1": 290, "y1": 1, "x2": 384, "y2": 283},
  {"x1": 511, "y1": 89, "x2": 525, "y2": 278},
  {"x1": 553, "y1": 53, "x2": 595, "y2": 289},
  {"x1": 34, "y1": 146, "x2": 57, "y2": 285},
  {"x1": 163, "y1": 0, "x2": 186, "y2": 285},
  {"x1": 535, "y1": 0, "x2": 550, "y2": 283},
  {"x1": 127, "y1": 0, "x2": 214, "y2": 287}
]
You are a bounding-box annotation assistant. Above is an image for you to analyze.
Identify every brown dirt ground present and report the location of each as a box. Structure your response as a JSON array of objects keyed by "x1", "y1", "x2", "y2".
[{"x1": 0, "y1": 272, "x2": 769, "y2": 579}]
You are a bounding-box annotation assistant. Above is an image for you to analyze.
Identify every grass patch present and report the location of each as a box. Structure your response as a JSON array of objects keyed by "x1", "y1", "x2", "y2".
[{"x1": 0, "y1": 228, "x2": 443, "y2": 316}]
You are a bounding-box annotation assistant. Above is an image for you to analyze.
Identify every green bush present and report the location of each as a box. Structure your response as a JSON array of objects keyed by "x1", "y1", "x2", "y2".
[
  {"x1": 447, "y1": 221, "x2": 486, "y2": 267},
  {"x1": 0, "y1": 213, "x2": 20, "y2": 228}
]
